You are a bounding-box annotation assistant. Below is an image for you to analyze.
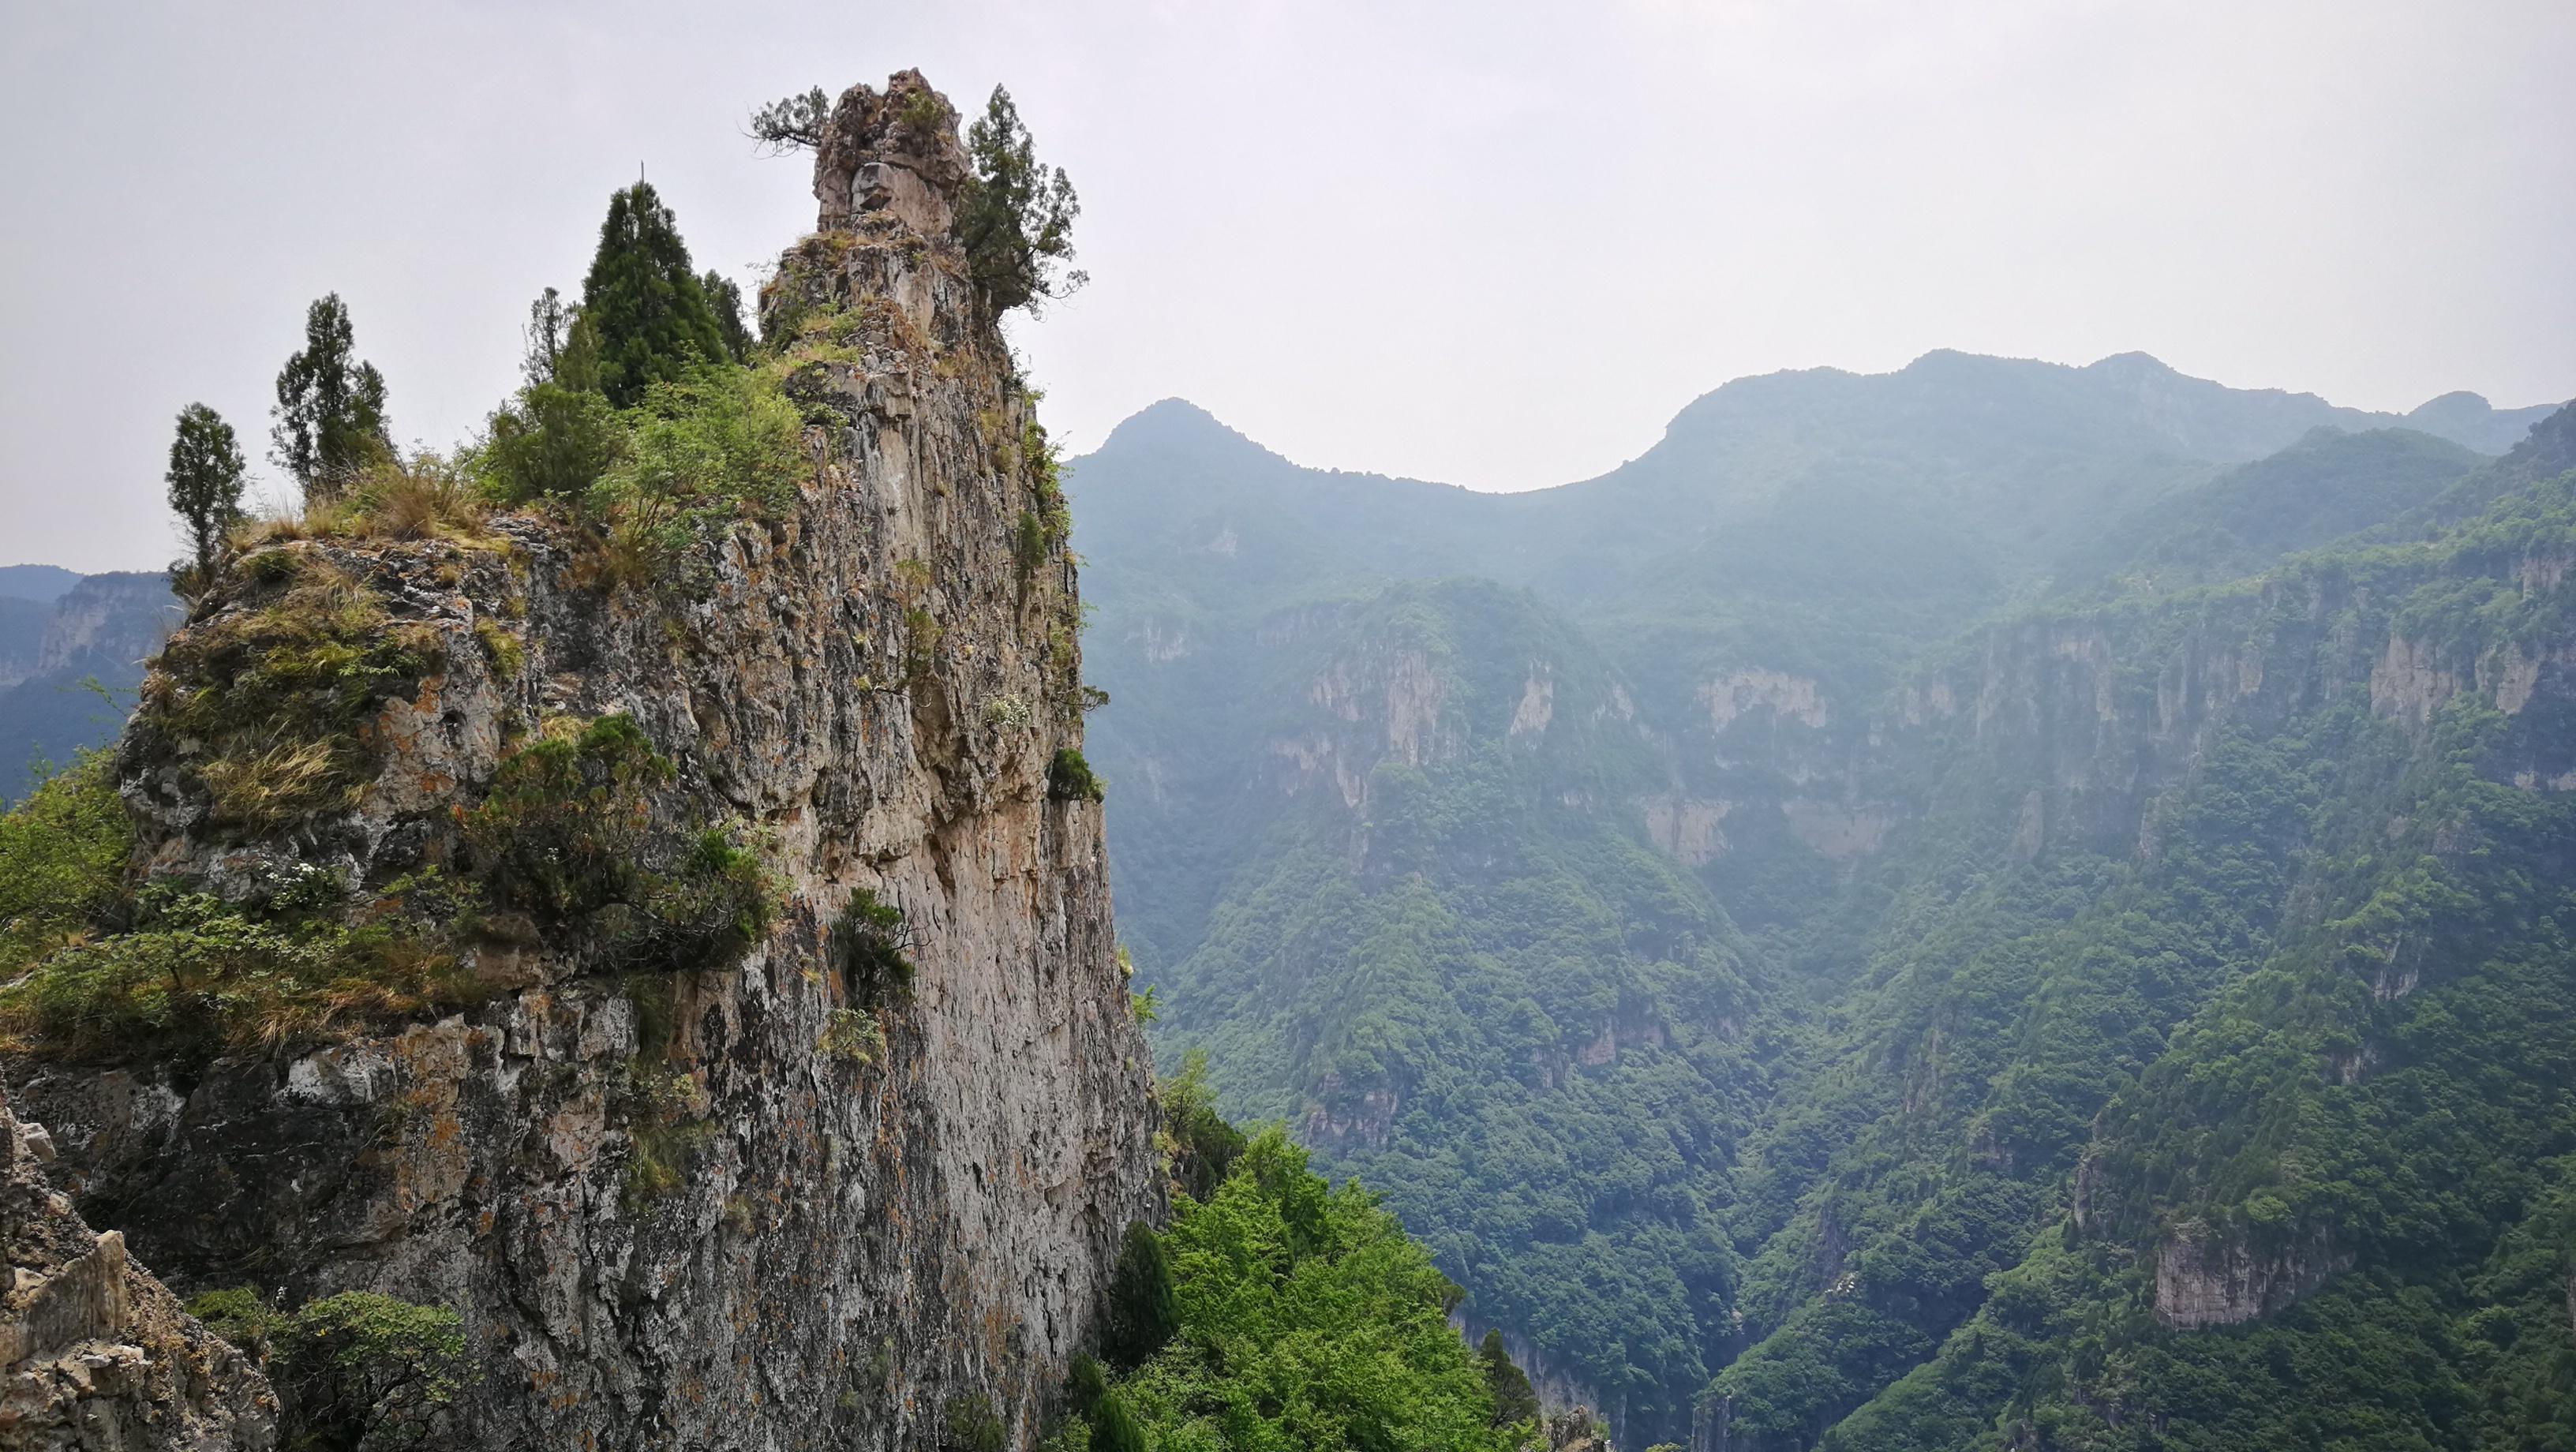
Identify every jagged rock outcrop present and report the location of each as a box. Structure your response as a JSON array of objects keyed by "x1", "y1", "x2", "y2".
[
  {"x1": 2, "y1": 1082, "x2": 276, "y2": 1450},
  {"x1": 11, "y1": 73, "x2": 1158, "y2": 1450},
  {"x1": 813, "y1": 69, "x2": 972, "y2": 238}
]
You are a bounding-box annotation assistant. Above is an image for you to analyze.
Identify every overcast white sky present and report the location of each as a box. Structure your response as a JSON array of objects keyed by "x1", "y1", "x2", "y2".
[{"x1": 4, "y1": 0, "x2": 2571, "y2": 571}]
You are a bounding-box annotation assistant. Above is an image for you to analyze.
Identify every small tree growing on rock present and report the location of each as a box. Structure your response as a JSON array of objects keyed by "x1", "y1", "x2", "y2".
[
  {"x1": 747, "y1": 86, "x2": 831, "y2": 154},
  {"x1": 271, "y1": 293, "x2": 391, "y2": 503},
  {"x1": 956, "y1": 85, "x2": 1084, "y2": 315},
  {"x1": 165, "y1": 402, "x2": 246, "y2": 593}
]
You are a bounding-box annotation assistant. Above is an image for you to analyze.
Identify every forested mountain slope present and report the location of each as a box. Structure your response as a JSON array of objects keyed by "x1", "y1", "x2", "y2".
[
  {"x1": 1067, "y1": 359, "x2": 2573, "y2": 1448},
  {"x1": 0, "y1": 571, "x2": 179, "y2": 799}
]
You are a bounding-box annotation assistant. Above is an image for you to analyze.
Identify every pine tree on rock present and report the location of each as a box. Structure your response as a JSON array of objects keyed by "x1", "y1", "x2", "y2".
[
  {"x1": 271, "y1": 294, "x2": 390, "y2": 502},
  {"x1": 956, "y1": 85, "x2": 1084, "y2": 315},
  {"x1": 165, "y1": 403, "x2": 246, "y2": 593},
  {"x1": 580, "y1": 182, "x2": 730, "y2": 408}
]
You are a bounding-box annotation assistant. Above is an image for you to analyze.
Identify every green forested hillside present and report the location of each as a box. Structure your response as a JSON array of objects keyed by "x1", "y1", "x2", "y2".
[
  {"x1": 1147, "y1": 580, "x2": 1762, "y2": 1434},
  {"x1": 1067, "y1": 356, "x2": 2573, "y2": 1449}
]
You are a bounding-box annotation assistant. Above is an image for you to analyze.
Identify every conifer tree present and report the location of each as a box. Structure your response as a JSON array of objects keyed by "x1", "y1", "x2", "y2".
[
  {"x1": 579, "y1": 182, "x2": 729, "y2": 408},
  {"x1": 702, "y1": 270, "x2": 753, "y2": 363},
  {"x1": 271, "y1": 294, "x2": 390, "y2": 502},
  {"x1": 522, "y1": 286, "x2": 572, "y2": 386},
  {"x1": 1478, "y1": 1330, "x2": 1541, "y2": 1428},
  {"x1": 956, "y1": 86, "x2": 1084, "y2": 315},
  {"x1": 165, "y1": 403, "x2": 246, "y2": 591},
  {"x1": 1101, "y1": 1219, "x2": 1176, "y2": 1368}
]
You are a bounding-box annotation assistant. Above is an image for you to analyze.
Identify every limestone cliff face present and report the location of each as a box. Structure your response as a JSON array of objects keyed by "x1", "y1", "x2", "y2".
[
  {"x1": 2148, "y1": 1225, "x2": 2353, "y2": 1330},
  {"x1": 31, "y1": 576, "x2": 183, "y2": 683},
  {"x1": 2, "y1": 1081, "x2": 276, "y2": 1450},
  {"x1": 12, "y1": 73, "x2": 1159, "y2": 1451}
]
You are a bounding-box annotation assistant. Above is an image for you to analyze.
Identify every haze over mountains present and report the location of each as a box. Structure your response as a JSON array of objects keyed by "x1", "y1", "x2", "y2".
[{"x1": 1068, "y1": 349, "x2": 2576, "y2": 1448}]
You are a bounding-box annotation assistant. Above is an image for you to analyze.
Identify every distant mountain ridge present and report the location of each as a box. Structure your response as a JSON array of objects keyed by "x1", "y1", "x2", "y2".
[
  {"x1": 0, "y1": 569, "x2": 178, "y2": 798},
  {"x1": 1065, "y1": 350, "x2": 2576, "y2": 1448}
]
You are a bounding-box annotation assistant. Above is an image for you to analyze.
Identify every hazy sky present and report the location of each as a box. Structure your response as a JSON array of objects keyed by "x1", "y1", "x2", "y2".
[{"x1": 5, "y1": 0, "x2": 2571, "y2": 571}]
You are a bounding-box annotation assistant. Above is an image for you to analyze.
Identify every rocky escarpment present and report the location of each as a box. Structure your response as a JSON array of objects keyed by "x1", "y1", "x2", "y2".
[
  {"x1": 2, "y1": 1081, "x2": 275, "y2": 1450},
  {"x1": 2147, "y1": 1224, "x2": 2352, "y2": 1329},
  {"x1": 10, "y1": 71, "x2": 1157, "y2": 1450}
]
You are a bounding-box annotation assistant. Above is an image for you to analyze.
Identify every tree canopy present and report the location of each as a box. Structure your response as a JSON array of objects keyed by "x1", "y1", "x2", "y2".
[
  {"x1": 579, "y1": 182, "x2": 731, "y2": 408},
  {"x1": 957, "y1": 85, "x2": 1084, "y2": 315},
  {"x1": 165, "y1": 402, "x2": 245, "y2": 588},
  {"x1": 270, "y1": 293, "x2": 389, "y2": 501}
]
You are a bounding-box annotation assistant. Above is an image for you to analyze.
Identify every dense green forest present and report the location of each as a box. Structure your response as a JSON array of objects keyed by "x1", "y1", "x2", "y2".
[{"x1": 1069, "y1": 361, "x2": 2576, "y2": 1448}]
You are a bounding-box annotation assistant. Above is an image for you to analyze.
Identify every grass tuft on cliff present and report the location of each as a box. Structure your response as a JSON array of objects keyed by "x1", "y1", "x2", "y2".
[{"x1": 144, "y1": 549, "x2": 445, "y2": 831}]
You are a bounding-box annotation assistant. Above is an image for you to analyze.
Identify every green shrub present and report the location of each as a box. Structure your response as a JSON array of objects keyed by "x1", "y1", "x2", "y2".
[
  {"x1": 1158, "y1": 1048, "x2": 1245, "y2": 1203},
  {"x1": 0, "y1": 753, "x2": 130, "y2": 971},
  {"x1": 622, "y1": 1065, "x2": 713, "y2": 1208},
  {"x1": 588, "y1": 365, "x2": 805, "y2": 582},
  {"x1": 1089, "y1": 1127, "x2": 1521, "y2": 1450},
  {"x1": 466, "y1": 716, "x2": 774, "y2": 971},
  {"x1": 1014, "y1": 509, "x2": 1049, "y2": 579},
  {"x1": 818, "y1": 1006, "x2": 885, "y2": 1065},
  {"x1": 188, "y1": 1288, "x2": 467, "y2": 1451},
  {"x1": 835, "y1": 888, "x2": 915, "y2": 1007},
  {"x1": 477, "y1": 380, "x2": 618, "y2": 503},
  {"x1": 944, "y1": 1393, "x2": 1007, "y2": 1452},
  {"x1": 466, "y1": 714, "x2": 669, "y2": 917},
  {"x1": 1046, "y1": 748, "x2": 1103, "y2": 803}
]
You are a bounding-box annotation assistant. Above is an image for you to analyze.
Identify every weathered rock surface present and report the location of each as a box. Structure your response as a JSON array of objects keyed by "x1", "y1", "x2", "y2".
[
  {"x1": 1, "y1": 1081, "x2": 276, "y2": 1450},
  {"x1": 2150, "y1": 1224, "x2": 2351, "y2": 1329},
  {"x1": 13, "y1": 73, "x2": 1157, "y2": 1450}
]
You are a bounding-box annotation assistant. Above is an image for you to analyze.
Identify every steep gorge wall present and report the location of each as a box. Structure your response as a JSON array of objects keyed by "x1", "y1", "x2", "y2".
[{"x1": 9, "y1": 73, "x2": 1158, "y2": 1451}]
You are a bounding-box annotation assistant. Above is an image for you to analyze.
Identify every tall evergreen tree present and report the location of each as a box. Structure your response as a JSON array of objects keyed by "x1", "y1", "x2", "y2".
[
  {"x1": 956, "y1": 86, "x2": 1084, "y2": 315},
  {"x1": 1101, "y1": 1219, "x2": 1177, "y2": 1369},
  {"x1": 522, "y1": 286, "x2": 572, "y2": 386},
  {"x1": 1477, "y1": 1330, "x2": 1541, "y2": 1428},
  {"x1": 271, "y1": 294, "x2": 390, "y2": 502},
  {"x1": 702, "y1": 271, "x2": 753, "y2": 364},
  {"x1": 579, "y1": 182, "x2": 729, "y2": 408},
  {"x1": 165, "y1": 403, "x2": 246, "y2": 590}
]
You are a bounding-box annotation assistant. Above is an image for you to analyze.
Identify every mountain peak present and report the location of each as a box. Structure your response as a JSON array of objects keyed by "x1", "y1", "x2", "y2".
[{"x1": 1095, "y1": 398, "x2": 1271, "y2": 458}]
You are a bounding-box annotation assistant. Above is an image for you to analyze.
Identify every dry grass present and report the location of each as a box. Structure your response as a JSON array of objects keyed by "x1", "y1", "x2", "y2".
[
  {"x1": 194, "y1": 738, "x2": 352, "y2": 830},
  {"x1": 350, "y1": 454, "x2": 492, "y2": 541},
  {"x1": 227, "y1": 452, "x2": 494, "y2": 552}
]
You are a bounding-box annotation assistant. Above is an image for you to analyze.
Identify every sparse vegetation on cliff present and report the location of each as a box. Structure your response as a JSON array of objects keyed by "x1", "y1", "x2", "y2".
[
  {"x1": 189, "y1": 1287, "x2": 470, "y2": 1450},
  {"x1": 145, "y1": 550, "x2": 446, "y2": 830}
]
